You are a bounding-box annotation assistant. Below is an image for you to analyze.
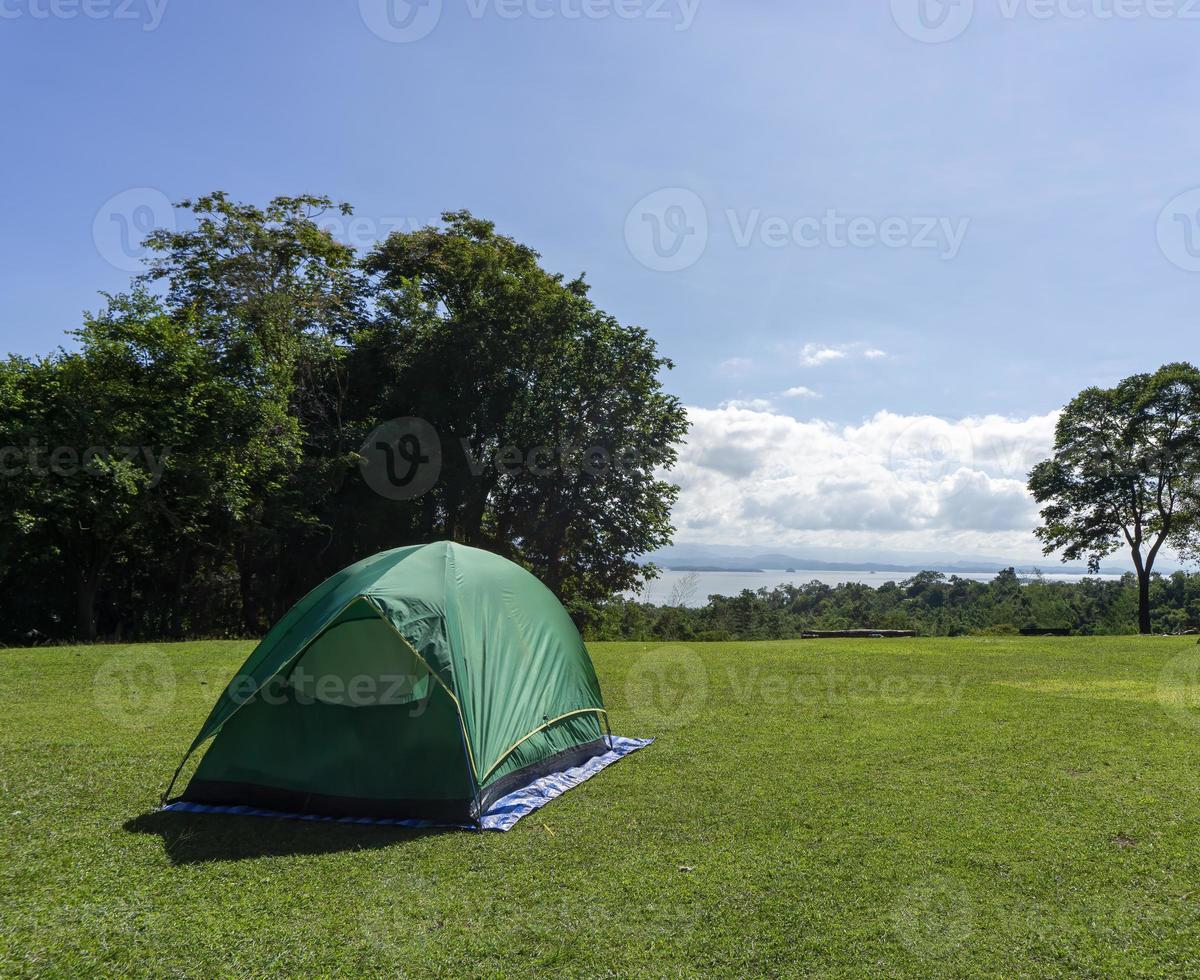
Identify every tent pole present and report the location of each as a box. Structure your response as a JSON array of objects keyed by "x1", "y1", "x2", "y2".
[
  {"x1": 160, "y1": 752, "x2": 191, "y2": 807},
  {"x1": 456, "y1": 719, "x2": 484, "y2": 829}
]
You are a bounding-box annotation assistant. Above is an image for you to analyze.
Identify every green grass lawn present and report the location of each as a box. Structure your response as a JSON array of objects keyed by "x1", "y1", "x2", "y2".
[{"x1": 4, "y1": 637, "x2": 1200, "y2": 977}]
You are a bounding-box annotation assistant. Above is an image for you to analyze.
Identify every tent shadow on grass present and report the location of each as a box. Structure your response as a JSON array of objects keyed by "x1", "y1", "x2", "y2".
[{"x1": 124, "y1": 810, "x2": 457, "y2": 865}]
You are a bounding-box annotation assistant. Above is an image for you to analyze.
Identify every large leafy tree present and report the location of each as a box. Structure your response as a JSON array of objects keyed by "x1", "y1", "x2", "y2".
[
  {"x1": 0, "y1": 291, "x2": 248, "y2": 639},
  {"x1": 141, "y1": 193, "x2": 363, "y2": 630},
  {"x1": 358, "y1": 211, "x2": 688, "y2": 620},
  {"x1": 0, "y1": 198, "x2": 690, "y2": 641},
  {"x1": 1028, "y1": 363, "x2": 1200, "y2": 634}
]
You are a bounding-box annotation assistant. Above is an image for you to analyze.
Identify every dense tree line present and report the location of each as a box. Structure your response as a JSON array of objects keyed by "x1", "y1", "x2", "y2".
[
  {"x1": 4, "y1": 194, "x2": 1196, "y2": 646},
  {"x1": 588, "y1": 569, "x2": 1200, "y2": 642},
  {"x1": 0, "y1": 194, "x2": 688, "y2": 644}
]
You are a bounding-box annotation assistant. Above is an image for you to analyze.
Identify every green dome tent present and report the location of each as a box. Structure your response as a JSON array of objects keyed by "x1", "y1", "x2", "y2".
[{"x1": 163, "y1": 542, "x2": 647, "y2": 830}]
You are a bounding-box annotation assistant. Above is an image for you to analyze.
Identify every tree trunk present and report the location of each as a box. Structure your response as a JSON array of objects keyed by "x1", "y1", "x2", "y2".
[
  {"x1": 1137, "y1": 569, "x2": 1153, "y2": 635},
  {"x1": 420, "y1": 491, "x2": 438, "y2": 542},
  {"x1": 77, "y1": 569, "x2": 98, "y2": 642},
  {"x1": 237, "y1": 550, "x2": 259, "y2": 637}
]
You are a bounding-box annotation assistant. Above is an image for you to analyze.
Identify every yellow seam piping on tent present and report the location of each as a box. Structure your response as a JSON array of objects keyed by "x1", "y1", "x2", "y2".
[
  {"x1": 360, "y1": 594, "x2": 481, "y2": 784},
  {"x1": 439, "y1": 544, "x2": 486, "y2": 820},
  {"x1": 478, "y1": 707, "x2": 610, "y2": 786},
  {"x1": 442, "y1": 544, "x2": 480, "y2": 792}
]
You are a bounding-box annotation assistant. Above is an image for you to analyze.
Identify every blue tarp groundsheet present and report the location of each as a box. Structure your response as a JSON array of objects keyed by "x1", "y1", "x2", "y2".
[{"x1": 161, "y1": 736, "x2": 651, "y2": 832}]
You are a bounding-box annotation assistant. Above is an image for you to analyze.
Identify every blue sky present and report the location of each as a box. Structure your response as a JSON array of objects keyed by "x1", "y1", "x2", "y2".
[{"x1": 2, "y1": 0, "x2": 1197, "y2": 560}]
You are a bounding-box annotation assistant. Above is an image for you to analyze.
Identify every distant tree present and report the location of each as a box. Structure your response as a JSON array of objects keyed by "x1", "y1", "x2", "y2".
[
  {"x1": 667, "y1": 570, "x2": 701, "y2": 607},
  {"x1": 1029, "y1": 363, "x2": 1200, "y2": 634}
]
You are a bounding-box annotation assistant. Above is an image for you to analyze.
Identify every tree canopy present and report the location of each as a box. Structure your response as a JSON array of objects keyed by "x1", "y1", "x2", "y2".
[
  {"x1": 0, "y1": 195, "x2": 688, "y2": 642},
  {"x1": 1028, "y1": 363, "x2": 1200, "y2": 634},
  {"x1": 590, "y1": 568, "x2": 1200, "y2": 641}
]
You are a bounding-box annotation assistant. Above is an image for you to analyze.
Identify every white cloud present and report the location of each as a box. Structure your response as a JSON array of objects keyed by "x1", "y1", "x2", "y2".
[
  {"x1": 797, "y1": 342, "x2": 888, "y2": 366},
  {"x1": 782, "y1": 385, "x2": 821, "y2": 399},
  {"x1": 798, "y1": 344, "x2": 848, "y2": 367},
  {"x1": 720, "y1": 357, "x2": 753, "y2": 376},
  {"x1": 668, "y1": 404, "x2": 1060, "y2": 557},
  {"x1": 719, "y1": 397, "x2": 774, "y2": 412}
]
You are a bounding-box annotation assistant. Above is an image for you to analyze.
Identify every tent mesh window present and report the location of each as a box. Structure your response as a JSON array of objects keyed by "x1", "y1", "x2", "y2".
[{"x1": 285, "y1": 599, "x2": 432, "y2": 708}]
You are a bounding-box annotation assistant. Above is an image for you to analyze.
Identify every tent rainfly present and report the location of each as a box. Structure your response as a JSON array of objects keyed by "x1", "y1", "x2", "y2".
[{"x1": 162, "y1": 542, "x2": 648, "y2": 830}]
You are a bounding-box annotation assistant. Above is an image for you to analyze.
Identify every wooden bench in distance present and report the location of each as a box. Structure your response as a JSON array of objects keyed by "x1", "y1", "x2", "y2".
[{"x1": 800, "y1": 629, "x2": 917, "y2": 639}]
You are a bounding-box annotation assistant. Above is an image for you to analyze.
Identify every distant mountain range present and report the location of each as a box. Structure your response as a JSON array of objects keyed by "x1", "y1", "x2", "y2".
[
  {"x1": 661, "y1": 558, "x2": 1105, "y2": 575},
  {"x1": 647, "y1": 544, "x2": 1135, "y2": 577}
]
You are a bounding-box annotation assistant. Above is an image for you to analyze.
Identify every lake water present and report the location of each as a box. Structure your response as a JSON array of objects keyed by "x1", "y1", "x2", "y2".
[{"x1": 629, "y1": 568, "x2": 1129, "y2": 607}]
